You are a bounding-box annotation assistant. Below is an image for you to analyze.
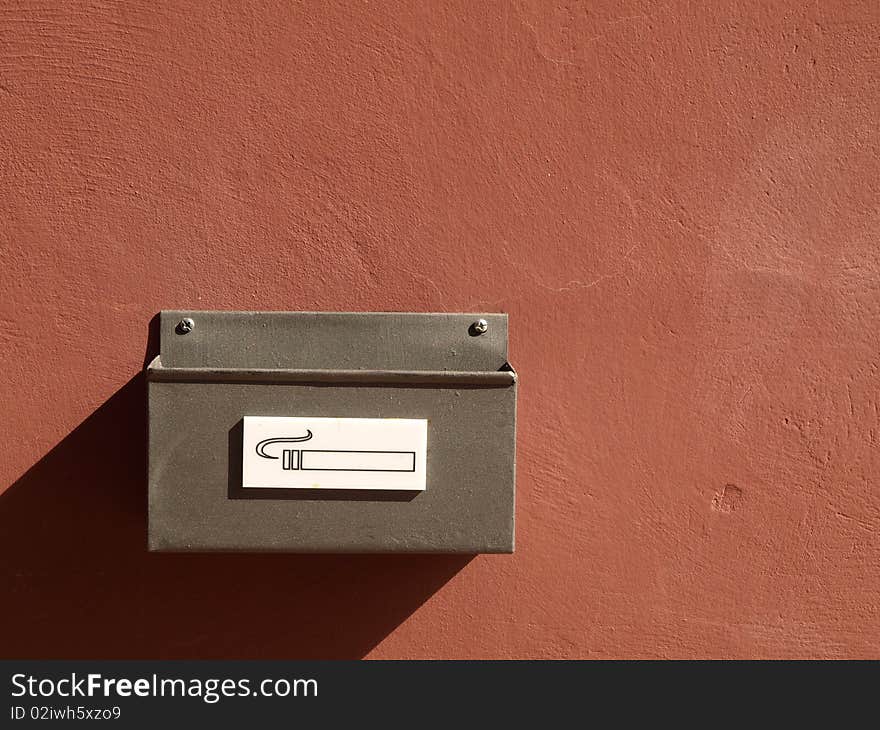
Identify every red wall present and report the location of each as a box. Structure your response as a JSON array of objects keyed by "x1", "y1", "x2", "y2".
[{"x1": 2, "y1": 1, "x2": 878, "y2": 659}]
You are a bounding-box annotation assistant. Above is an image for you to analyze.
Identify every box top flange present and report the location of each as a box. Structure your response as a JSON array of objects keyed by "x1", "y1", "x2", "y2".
[{"x1": 156, "y1": 311, "x2": 510, "y2": 373}]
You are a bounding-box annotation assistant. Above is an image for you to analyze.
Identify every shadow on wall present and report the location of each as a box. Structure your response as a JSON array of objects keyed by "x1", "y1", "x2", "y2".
[{"x1": 0, "y1": 328, "x2": 471, "y2": 658}]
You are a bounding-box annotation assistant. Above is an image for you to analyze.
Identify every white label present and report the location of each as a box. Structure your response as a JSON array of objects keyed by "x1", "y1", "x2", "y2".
[{"x1": 241, "y1": 416, "x2": 427, "y2": 491}]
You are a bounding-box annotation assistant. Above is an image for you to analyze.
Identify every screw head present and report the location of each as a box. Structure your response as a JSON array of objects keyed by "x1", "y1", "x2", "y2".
[
  {"x1": 176, "y1": 317, "x2": 195, "y2": 335},
  {"x1": 470, "y1": 318, "x2": 489, "y2": 336}
]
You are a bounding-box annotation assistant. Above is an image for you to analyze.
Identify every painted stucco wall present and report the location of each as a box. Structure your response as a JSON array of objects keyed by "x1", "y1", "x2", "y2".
[{"x1": 1, "y1": 1, "x2": 878, "y2": 658}]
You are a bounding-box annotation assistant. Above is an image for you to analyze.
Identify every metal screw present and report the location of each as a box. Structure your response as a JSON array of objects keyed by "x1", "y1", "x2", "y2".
[
  {"x1": 176, "y1": 317, "x2": 195, "y2": 335},
  {"x1": 470, "y1": 318, "x2": 489, "y2": 336}
]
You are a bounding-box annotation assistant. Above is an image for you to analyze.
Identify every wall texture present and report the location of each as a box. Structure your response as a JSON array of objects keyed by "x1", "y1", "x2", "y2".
[{"x1": 1, "y1": 1, "x2": 878, "y2": 658}]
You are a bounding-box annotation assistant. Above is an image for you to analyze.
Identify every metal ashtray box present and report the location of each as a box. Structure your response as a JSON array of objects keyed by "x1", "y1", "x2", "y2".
[{"x1": 146, "y1": 311, "x2": 517, "y2": 553}]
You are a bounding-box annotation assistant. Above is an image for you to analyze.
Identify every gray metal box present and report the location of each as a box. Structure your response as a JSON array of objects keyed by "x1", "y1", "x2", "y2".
[{"x1": 146, "y1": 311, "x2": 517, "y2": 553}]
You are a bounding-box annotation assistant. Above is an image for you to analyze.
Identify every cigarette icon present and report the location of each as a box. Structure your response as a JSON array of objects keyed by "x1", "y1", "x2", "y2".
[
  {"x1": 256, "y1": 433, "x2": 416, "y2": 472},
  {"x1": 281, "y1": 450, "x2": 415, "y2": 472}
]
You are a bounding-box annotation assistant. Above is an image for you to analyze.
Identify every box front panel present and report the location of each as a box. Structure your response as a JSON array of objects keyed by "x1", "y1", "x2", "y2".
[{"x1": 148, "y1": 381, "x2": 515, "y2": 552}]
